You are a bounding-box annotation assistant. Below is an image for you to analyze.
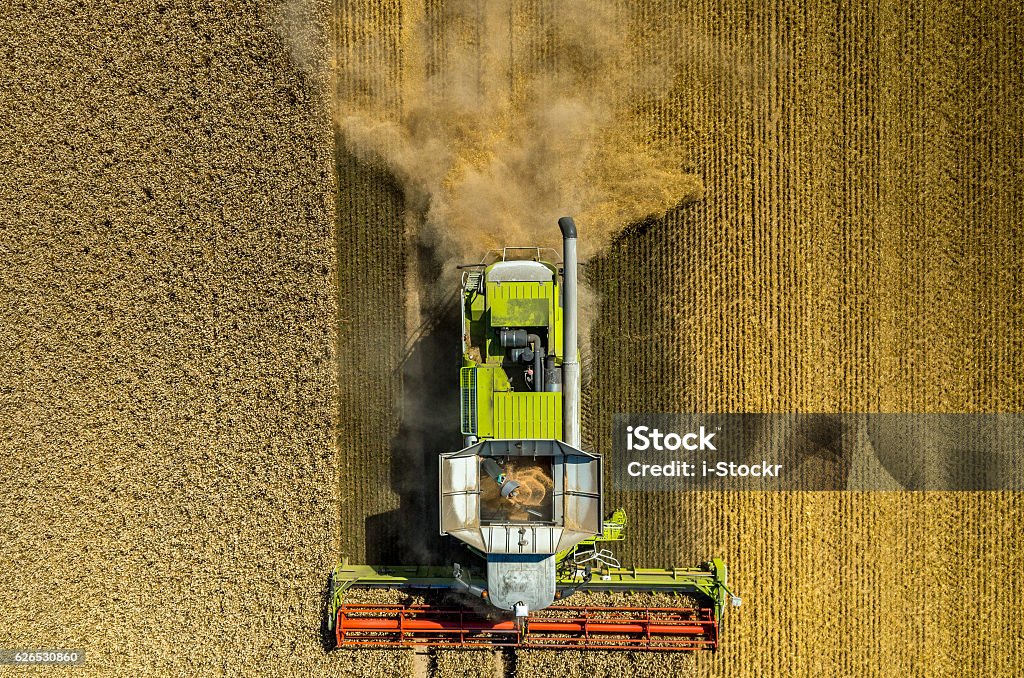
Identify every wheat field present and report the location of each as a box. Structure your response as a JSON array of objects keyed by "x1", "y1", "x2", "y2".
[
  {"x1": 335, "y1": 1, "x2": 1023, "y2": 677},
  {"x1": 1, "y1": 0, "x2": 1021, "y2": 676}
]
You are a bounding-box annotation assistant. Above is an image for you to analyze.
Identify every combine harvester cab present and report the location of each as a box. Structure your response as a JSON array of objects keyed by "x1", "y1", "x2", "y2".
[
  {"x1": 329, "y1": 218, "x2": 739, "y2": 652},
  {"x1": 439, "y1": 439, "x2": 602, "y2": 617}
]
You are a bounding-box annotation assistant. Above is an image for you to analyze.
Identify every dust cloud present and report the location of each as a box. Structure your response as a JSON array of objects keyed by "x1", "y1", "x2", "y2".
[{"x1": 333, "y1": 0, "x2": 702, "y2": 275}]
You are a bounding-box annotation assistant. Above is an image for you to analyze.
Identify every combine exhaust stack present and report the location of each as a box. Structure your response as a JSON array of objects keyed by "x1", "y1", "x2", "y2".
[
  {"x1": 328, "y1": 218, "x2": 739, "y2": 652},
  {"x1": 558, "y1": 216, "x2": 581, "y2": 448}
]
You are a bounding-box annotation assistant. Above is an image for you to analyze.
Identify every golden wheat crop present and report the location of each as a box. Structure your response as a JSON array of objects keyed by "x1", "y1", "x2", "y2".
[
  {"x1": 334, "y1": 1, "x2": 1024, "y2": 677},
  {"x1": 2, "y1": 0, "x2": 1020, "y2": 676}
]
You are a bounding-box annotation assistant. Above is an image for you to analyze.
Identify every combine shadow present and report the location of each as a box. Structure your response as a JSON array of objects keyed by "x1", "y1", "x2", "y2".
[
  {"x1": 318, "y1": 571, "x2": 335, "y2": 652},
  {"x1": 364, "y1": 243, "x2": 467, "y2": 567},
  {"x1": 586, "y1": 207, "x2": 855, "y2": 561}
]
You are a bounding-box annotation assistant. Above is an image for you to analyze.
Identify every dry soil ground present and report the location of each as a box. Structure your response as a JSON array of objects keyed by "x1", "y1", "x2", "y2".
[
  {"x1": 2, "y1": 0, "x2": 1022, "y2": 677},
  {"x1": 0, "y1": 0, "x2": 380, "y2": 676}
]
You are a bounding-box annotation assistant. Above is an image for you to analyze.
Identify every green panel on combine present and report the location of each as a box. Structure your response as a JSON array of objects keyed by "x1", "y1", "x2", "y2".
[
  {"x1": 475, "y1": 368, "x2": 494, "y2": 438},
  {"x1": 460, "y1": 367, "x2": 477, "y2": 435},
  {"x1": 493, "y1": 392, "x2": 562, "y2": 439},
  {"x1": 460, "y1": 366, "x2": 496, "y2": 439},
  {"x1": 487, "y1": 282, "x2": 550, "y2": 327}
]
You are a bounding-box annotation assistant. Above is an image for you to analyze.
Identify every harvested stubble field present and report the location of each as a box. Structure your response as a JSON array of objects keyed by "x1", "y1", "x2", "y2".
[
  {"x1": 0, "y1": 0, "x2": 395, "y2": 676},
  {"x1": 1, "y1": 1, "x2": 1021, "y2": 678}
]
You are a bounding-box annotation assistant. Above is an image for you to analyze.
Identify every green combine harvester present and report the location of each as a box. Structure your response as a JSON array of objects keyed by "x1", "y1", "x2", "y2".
[{"x1": 329, "y1": 218, "x2": 739, "y2": 651}]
